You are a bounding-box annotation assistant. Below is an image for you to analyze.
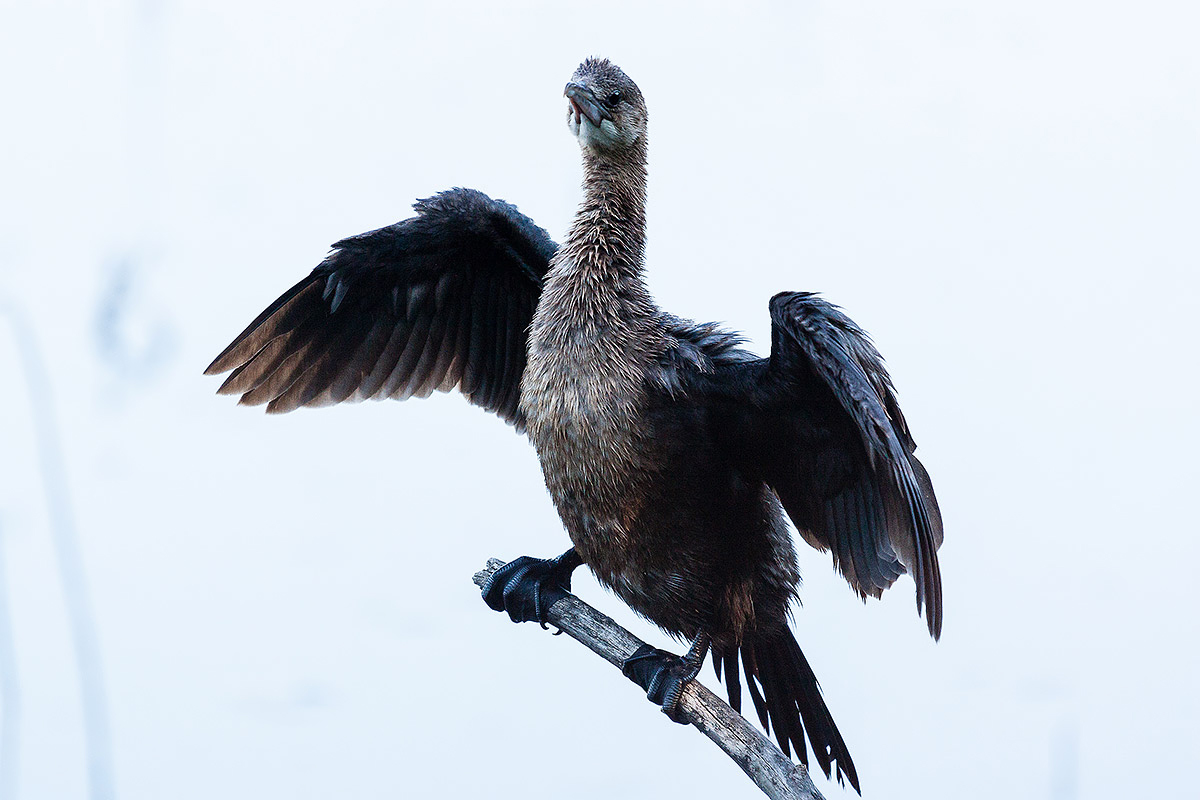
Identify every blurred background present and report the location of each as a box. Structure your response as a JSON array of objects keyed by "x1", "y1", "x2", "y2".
[{"x1": 1, "y1": 1, "x2": 1197, "y2": 798}]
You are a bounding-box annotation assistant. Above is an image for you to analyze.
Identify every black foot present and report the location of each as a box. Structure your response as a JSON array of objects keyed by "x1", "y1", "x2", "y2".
[
  {"x1": 621, "y1": 633, "x2": 710, "y2": 724},
  {"x1": 481, "y1": 549, "x2": 581, "y2": 627}
]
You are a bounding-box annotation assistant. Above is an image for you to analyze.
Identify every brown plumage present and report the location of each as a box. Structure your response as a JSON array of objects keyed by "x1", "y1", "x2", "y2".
[{"x1": 205, "y1": 57, "x2": 944, "y2": 794}]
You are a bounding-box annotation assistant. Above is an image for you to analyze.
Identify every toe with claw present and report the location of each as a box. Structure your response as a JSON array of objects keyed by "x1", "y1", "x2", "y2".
[
  {"x1": 481, "y1": 548, "x2": 582, "y2": 627},
  {"x1": 621, "y1": 633, "x2": 711, "y2": 723}
]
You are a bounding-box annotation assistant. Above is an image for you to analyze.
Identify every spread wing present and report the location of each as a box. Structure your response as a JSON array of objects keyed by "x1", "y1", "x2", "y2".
[
  {"x1": 725, "y1": 292, "x2": 944, "y2": 638},
  {"x1": 205, "y1": 188, "x2": 557, "y2": 429}
]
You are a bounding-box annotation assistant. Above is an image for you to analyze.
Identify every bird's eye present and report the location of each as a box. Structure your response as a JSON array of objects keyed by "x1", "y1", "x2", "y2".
[{"x1": 604, "y1": 91, "x2": 622, "y2": 108}]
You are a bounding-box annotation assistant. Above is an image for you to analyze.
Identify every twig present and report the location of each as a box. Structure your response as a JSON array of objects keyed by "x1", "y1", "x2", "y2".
[{"x1": 472, "y1": 558, "x2": 827, "y2": 800}]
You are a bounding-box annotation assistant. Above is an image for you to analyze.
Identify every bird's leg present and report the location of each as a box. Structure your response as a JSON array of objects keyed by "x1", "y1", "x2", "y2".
[
  {"x1": 481, "y1": 548, "x2": 583, "y2": 628},
  {"x1": 621, "y1": 631, "x2": 712, "y2": 724}
]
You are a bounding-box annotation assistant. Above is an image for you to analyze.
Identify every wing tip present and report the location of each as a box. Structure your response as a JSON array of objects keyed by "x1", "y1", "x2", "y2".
[
  {"x1": 924, "y1": 604, "x2": 943, "y2": 640},
  {"x1": 265, "y1": 397, "x2": 297, "y2": 414},
  {"x1": 923, "y1": 563, "x2": 944, "y2": 640},
  {"x1": 236, "y1": 393, "x2": 268, "y2": 409},
  {"x1": 205, "y1": 350, "x2": 242, "y2": 376}
]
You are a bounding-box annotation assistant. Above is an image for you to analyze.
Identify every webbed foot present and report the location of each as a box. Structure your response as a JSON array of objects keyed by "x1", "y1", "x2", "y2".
[{"x1": 481, "y1": 548, "x2": 582, "y2": 627}]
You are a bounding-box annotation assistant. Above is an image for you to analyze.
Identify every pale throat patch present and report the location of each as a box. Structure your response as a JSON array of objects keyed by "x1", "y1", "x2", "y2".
[{"x1": 568, "y1": 108, "x2": 640, "y2": 151}]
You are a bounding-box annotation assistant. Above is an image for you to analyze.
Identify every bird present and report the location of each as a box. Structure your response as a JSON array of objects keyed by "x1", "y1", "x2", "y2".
[{"x1": 205, "y1": 57, "x2": 943, "y2": 794}]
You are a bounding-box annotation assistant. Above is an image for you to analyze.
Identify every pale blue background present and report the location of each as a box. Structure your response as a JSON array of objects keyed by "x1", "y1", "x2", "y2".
[{"x1": 1, "y1": 1, "x2": 1197, "y2": 798}]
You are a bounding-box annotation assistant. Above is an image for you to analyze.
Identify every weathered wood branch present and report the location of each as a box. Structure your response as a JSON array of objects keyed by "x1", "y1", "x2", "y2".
[{"x1": 472, "y1": 558, "x2": 827, "y2": 800}]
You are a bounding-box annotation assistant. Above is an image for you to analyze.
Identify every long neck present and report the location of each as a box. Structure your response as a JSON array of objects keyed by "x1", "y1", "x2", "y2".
[
  {"x1": 531, "y1": 136, "x2": 661, "y2": 366},
  {"x1": 556, "y1": 141, "x2": 652, "y2": 306}
]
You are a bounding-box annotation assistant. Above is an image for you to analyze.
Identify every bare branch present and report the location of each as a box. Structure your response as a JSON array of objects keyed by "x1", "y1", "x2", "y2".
[{"x1": 473, "y1": 558, "x2": 827, "y2": 800}]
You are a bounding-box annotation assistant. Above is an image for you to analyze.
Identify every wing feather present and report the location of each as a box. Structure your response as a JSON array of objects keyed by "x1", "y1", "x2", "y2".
[
  {"x1": 383, "y1": 306, "x2": 433, "y2": 400},
  {"x1": 732, "y1": 292, "x2": 943, "y2": 638},
  {"x1": 329, "y1": 317, "x2": 393, "y2": 404},
  {"x1": 407, "y1": 305, "x2": 450, "y2": 400},
  {"x1": 206, "y1": 277, "x2": 325, "y2": 375},
  {"x1": 205, "y1": 188, "x2": 556, "y2": 426},
  {"x1": 460, "y1": 274, "x2": 492, "y2": 398},
  {"x1": 266, "y1": 315, "x2": 372, "y2": 413},
  {"x1": 238, "y1": 332, "x2": 327, "y2": 407},
  {"x1": 359, "y1": 322, "x2": 410, "y2": 400}
]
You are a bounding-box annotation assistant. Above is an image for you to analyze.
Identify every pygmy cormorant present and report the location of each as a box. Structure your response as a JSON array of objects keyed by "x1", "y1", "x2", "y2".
[{"x1": 206, "y1": 58, "x2": 943, "y2": 793}]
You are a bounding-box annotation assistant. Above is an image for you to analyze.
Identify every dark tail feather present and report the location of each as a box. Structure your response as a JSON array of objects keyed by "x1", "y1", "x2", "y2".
[
  {"x1": 715, "y1": 631, "x2": 860, "y2": 794},
  {"x1": 723, "y1": 650, "x2": 741, "y2": 714}
]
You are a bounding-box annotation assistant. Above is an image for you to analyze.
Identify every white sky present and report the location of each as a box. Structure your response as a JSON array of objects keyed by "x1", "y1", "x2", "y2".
[{"x1": 1, "y1": 1, "x2": 1197, "y2": 798}]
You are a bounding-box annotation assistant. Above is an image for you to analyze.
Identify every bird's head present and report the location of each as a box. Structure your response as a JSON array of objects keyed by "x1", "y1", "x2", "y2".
[{"x1": 564, "y1": 58, "x2": 647, "y2": 154}]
